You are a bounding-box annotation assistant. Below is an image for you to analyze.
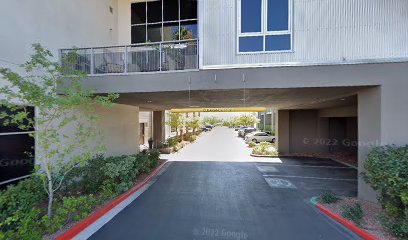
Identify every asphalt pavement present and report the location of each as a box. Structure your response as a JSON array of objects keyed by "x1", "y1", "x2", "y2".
[{"x1": 90, "y1": 127, "x2": 360, "y2": 240}]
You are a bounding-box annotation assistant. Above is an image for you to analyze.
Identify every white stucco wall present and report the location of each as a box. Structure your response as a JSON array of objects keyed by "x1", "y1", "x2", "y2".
[
  {"x1": 0, "y1": 0, "x2": 119, "y2": 69},
  {"x1": 0, "y1": 0, "x2": 144, "y2": 158}
]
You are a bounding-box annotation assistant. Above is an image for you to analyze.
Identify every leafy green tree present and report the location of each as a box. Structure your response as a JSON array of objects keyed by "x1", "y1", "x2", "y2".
[
  {"x1": 166, "y1": 112, "x2": 183, "y2": 136},
  {"x1": 186, "y1": 114, "x2": 200, "y2": 135},
  {"x1": 201, "y1": 116, "x2": 221, "y2": 126},
  {"x1": 237, "y1": 114, "x2": 260, "y2": 127},
  {"x1": 0, "y1": 44, "x2": 118, "y2": 217}
]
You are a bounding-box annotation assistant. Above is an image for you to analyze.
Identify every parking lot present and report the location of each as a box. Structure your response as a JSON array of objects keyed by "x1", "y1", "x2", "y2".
[{"x1": 91, "y1": 127, "x2": 359, "y2": 240}]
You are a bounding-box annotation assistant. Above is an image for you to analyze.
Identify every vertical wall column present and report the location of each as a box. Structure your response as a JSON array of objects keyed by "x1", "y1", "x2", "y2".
[
  {"x1": 153, "y1": 111, "x2": 166, "y2": 144},
  {"x1": 277, "y1": 110, "x2": 290, "y2": 154},
  {"x1": 358, "y1": 87, "x2": 381, "y2": 202}
]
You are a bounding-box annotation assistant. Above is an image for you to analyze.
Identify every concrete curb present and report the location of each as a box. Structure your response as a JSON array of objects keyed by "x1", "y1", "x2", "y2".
[
  {"x1": 250, "y1": 153, "x2": 277, "y2": 158},
  {"x1": 56, "y1": 161, "x2": 169, "y2": 240},
  {"x1": 310, "y1": 197, "x2": 378, "y2": 240}
]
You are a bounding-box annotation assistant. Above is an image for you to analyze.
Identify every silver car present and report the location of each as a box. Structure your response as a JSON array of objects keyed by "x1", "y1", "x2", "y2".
[{"x1": 246, "y1": 131, "x2": 276, "y2": 143}]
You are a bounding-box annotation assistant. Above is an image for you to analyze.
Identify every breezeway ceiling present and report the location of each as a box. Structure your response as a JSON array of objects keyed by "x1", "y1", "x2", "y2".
[{"x1": 117, "y1": 86, "x2": 368, "y2": 111}]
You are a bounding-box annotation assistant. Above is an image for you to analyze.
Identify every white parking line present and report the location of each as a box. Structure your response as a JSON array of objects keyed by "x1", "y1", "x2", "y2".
[
  {"x1": 257, "y1": 164, "x2": 352, "y2": 169},
  {"x1": 263, "y1": 174, "x2": 357, "y2": 181}
]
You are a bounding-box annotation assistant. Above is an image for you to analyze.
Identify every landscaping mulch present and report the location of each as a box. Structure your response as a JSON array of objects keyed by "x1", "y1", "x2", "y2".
[
  {"x1": 44, "y1": 159, "x2": 166, "y2": 240},
  {"x1": 320, "y1": 197, "x2": 398, "y2": 240}
]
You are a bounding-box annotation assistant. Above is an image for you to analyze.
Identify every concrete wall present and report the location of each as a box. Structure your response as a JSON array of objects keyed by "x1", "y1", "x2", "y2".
[
  {"x1": 289, "y1": 110, "x2": 323, "y2": 153},
  {"x1": 153, "y1": 111, "x2": 166, "y2": 143},
  {"x1": 319, "y1": 106, "x2": 357, "y2": 118},
  {"x1": 277, "y1": 110, "x2": 290, "y2": 154},
  {"x1": 117, "y1": 0, "x2": 131, "y2": 45},
  {"x1": 96, "y1": 104, "x2": 140, "y2": 156},
  {"x1": 0, "y1": 0, "x2": 118, "y2": 71}
]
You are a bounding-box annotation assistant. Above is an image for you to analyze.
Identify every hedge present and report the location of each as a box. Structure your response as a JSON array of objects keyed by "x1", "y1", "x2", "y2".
[{"x1": 363, "y1": 145, "x2": 408, "y2": 238}]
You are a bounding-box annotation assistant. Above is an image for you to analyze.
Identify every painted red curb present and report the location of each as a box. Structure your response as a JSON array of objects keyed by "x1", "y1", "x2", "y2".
[
  {"x1": 56, "y1": 161, "x2": 169, "y2": 240},
  {"x1": 315, "y1": 204, "x2": 378, "y2": 240},
  {"x1": 247, "y1": 146, "x2": 253, "y2": 148}
]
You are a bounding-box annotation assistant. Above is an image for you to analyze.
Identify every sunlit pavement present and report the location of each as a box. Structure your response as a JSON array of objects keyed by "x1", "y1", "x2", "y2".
[
  {"x1": 90, "y1": 127, "x2": 359, "y2": 240},
  {"x1": 165, "y1": 127, "x2": 280, "y2": 162}
]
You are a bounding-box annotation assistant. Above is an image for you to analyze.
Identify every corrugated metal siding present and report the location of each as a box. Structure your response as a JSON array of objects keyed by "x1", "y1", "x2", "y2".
[{"x1": 201, "y1": 0, "x2": 408, "y2": 67}]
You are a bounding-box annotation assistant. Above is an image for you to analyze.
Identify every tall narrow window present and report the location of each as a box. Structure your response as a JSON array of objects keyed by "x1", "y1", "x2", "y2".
[
  {"x1": 131, "y1": 0, "x2": 198, "y2": 44},
  {"x1": 241, "y1": 0, "x2": 262, "y2": 33},
  {"x1": 267, "y1": 0, "x2": 289, "y2": 31},
  {"x1": 238, "y1": 0, "x2": 291, "y2": 53}
]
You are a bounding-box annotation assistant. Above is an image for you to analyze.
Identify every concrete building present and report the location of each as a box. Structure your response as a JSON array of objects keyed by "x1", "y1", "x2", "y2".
[
  {"x1": 257, "y1": 109, "x2": 276, "y2": 133},
  {"x1": 1, "y1": 0, "x2": 408, "y2": 201}
]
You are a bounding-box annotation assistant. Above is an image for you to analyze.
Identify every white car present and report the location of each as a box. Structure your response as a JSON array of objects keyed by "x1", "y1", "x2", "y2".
[{"x1": 245, "y1": 132, "x2": 276, "y2": 143}]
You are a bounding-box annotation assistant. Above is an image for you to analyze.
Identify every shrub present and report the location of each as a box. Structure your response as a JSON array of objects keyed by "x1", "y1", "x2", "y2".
[
  {"x1": 43, "y1": 194, "x2": 98, "y2": 234},
  {"x1": 248, "y1": 141, "x2": 256, "y2": 147},
  {"x1": 173, "y1": 141, "x2": 186, "y2": 152},
  {"x1": 252, "y1": 142, "x2": 278, "y2": 156},
  {"x1": 363, "y1": 145, "x2": 408, "y2": 238},
  {"x1": 0, "y1": 176, "x2": 46, "y2": 238},
  {"x1": 167, "y1": 136, "x2": 181, "y2": 147},
  {"x1": 148, "y1": 149, "x2": 161, "y2": 169},
  {"x1": 0, "y1": 207, "x2": 44, "y2": 240},
  {"x1": 341, "y1": 203, "x2": 364, "y2": 227},
  {"x1": 63, "y1": 154, "x2": 108, "y2": 194},
  {"x1": 101, "y1": 155, "x2": 139, "y2": 196},
  {"x1": 318, "y1": 191, "x2": 340, "y2": 204},
  {"x1": 189, "y1": 134, "x2": 197, "y2": 142}
]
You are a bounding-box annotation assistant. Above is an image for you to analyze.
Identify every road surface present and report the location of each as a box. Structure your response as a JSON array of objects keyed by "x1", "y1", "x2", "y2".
[{"x1": 90, "y1": 127, "x2": 359, "y2": 240}]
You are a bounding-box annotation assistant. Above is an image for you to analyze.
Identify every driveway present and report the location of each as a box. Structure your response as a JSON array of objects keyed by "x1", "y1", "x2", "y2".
[{"x1": 90, "y1": 127, "x2": 359, "y2": 240}]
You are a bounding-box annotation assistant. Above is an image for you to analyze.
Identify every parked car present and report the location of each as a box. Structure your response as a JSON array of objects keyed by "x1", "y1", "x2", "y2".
[
  {"x1": 246, "y1": 131, "x2": 276, "y2": 143},
  {"x1": 237, "y1": 127, "x2": 248, "y2": 137},
  {"x1": 201, "y1": 127, "x2": 211, "y2": 132},
  {"x1": 243, "y1": 128, "x2": 257, "y2": 138},
  {"x1": 234, "y1": 125, "x2": 242, "y2": 131},
  {"x1": 205, "y1": 125, "x2": 214, "y2": 129}
]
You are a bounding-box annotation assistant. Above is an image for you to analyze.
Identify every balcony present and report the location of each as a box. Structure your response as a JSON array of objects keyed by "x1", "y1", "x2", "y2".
[{"x1": 60, "y1": 39, "x2": 198, "y2": 75}]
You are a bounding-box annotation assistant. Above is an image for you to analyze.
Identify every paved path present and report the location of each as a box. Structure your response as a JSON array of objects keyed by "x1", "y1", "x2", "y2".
[
  {"x1": 90, "y1": 127, "x2": 359, "y2": 240},
  {"x1": 165, "y1": 127, "x2": 275, "y2": 162}
]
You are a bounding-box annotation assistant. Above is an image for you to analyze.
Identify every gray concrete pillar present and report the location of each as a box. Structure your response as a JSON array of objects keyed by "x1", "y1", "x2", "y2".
[
  {"x1": 358, "y1": 82, "x2": 408, "y2": 202},
  {"x1": 153, "y1": 111, "x2": 165, "y2": 144},
  {"x1": 277, "y1": 110, "x2": 290, "y2": 154},
  {"x1": 358, "y1": 87, "x2": 381, "y2": 202}
]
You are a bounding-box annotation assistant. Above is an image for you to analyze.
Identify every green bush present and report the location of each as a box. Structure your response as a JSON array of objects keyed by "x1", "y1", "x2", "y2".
[
  {"x1": 248, "y1": 141, "x2": 257, "y2": 147},
  {"x1": 43, "y1": 194, "x2": 98, "y2": 234},
  {"x1": 363, "y1": 145, "x2": 408, "y2": 238},
  {"x1": 173, "y1": 141, "x2": 189, "y2": 152},
  {"x1": 318, "y1": 191, "x2": 340, "y2": 204},
  {"x1": 341, "y1": 203, "x2": 364, "y2": 227},
  {"x1": 0, "y1": 207, "x2": 44, "y2": 240},
  {"x1": 148, "y1": 149, "x2": 161, "y2": 169},
  {"x1": 167, "y1": 133, "x2": 198, "y2": 146},
  {"x1": 167, "y1": 135, "x2": 181, "y2": 147},
  {"x1": 0, "y1": 177, "x2": 47, "y2": 240},
  {"x1": 0, "y1": 152, "x2": 162, "y2": 239},
  {"x1": 0, "y1": 176, "x2": 46, "y2": 239},
  {"x1": 252, "y1": 142, "x2": 278, "y2": 156}
]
